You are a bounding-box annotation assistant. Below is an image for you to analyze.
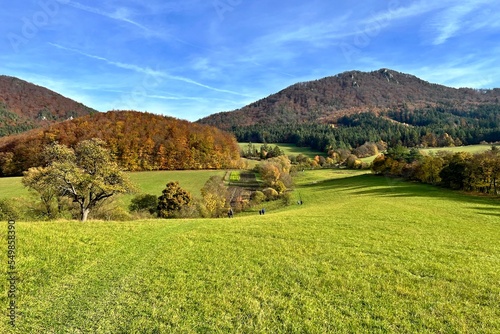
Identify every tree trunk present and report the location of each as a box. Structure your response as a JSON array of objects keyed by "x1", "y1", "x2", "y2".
[{"x1": 81, "y1": 208, "x2": 90, "y2": 222}]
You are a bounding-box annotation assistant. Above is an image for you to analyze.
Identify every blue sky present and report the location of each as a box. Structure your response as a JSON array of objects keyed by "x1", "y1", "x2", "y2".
[{"x1": 1, "y1": 0, "x2": 499, "y2": 121}]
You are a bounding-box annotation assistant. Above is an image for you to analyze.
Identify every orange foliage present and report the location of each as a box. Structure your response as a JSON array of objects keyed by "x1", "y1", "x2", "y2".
[{"x1": 0, "y1": 110, "x2": 240, "y2": 176}]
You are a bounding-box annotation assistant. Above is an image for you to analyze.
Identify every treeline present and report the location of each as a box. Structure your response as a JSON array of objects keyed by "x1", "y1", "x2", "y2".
[
  {"x1": 241, "y1": 143, "x2": 285, "y2": 159},
  {"x1": 0, "y1": 110, "x2": 241, "y2": 176},
  {"x1": 372, "y1": 146, "x2": 500, "y2": 195},
  {"x1": 230, "y1": 105, "x2": 500, "y2": 152}
]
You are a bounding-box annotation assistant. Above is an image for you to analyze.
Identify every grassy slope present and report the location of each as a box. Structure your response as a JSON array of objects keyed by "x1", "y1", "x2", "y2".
[
  {"x1": 420, "y1": 144, "x2": 493, "y2": 155},
  {"x1": 0, "y1": 177, "x2": 28, "y2": 200},
  {"x1": 1, "y1": 170, "x2": 499, "y2": 333}
]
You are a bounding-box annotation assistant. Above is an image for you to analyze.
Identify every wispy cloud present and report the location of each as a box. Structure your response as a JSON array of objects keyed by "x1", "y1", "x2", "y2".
[
  {"x1": 66, "y1": 1, "x2": 151, "y2": 33},
  {"x1": 48, "y1": 43, "x2": 250, "y2": 97},
  {"x1": 429, "y1": 2, "x2": 481, "y2": 45},
  {"x1": 256, "y1": 14, "x2": 355, "y2": 50},
  {"x1": 418, "y1": 0, "x2": 498, "y2": 45},
  {"x1": 366, "y1": 0, "x2": 442, "y2": 24}
]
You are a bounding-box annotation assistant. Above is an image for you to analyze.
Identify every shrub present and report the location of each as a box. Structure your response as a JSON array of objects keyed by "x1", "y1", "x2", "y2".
[
  {"x1": 0, "y1": 199, "x2": 20, "y2": 220},
  {"x1": 273, "y1": 180, "x2": 287, "y2": 194},
  {"x1": 158, "y1": 182, "x2": 193, "y2": 218},
  {"x1": 280, "y1": 192, "x2": 293, "y2": 206},
  {"x1": 92, "y1": 199, "x2": 132, "y2": 221},
  {"x1": 129, "y1": 194, "x2": 158, "y2": 215},
  {"x1": 251, "y1": 191, "x2": 266, "y2": 204},
  {"x1": 262, "y1": 188, "x2": 279, "y2": 201}
]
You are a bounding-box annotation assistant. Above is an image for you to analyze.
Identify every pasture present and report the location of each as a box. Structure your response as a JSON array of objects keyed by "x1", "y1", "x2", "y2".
[
  {"x1": 0, "y1": 176, "x2": 27, "y2": 200},
  {"x1": 1, "y1": 169, "x2": 499, "y2": 333},
  {"x1": 420, "y1": 144, "x2": 494, "y2": 155}
]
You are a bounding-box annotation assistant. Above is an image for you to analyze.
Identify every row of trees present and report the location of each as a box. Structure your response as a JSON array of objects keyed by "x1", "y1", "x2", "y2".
[
  {"x1": 241, "y1": 143, "x2": 285, "y2": 160},
  {"x1": 372, "y1": 146, "x2": 500, "y2": 194}
]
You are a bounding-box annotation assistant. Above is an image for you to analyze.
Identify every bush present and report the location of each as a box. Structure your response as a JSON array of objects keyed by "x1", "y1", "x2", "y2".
[
  {"x1": 173, "y1": 203, "x2": 200, "y2": 218},
  {"x1": 280, "y1": 192, "x2": 293, "y2": 206},
  {"x1": 158, "y1": 182, "x2": 193, "y2": 218},
  {"x1": 0, "y1": 199, "x2": 20, "y2": 220},
  {"x1": 251, "y1": 191, "x2": 266, "y2": 204},
  {"x1": 92, "y1": 199, "x2": 132, "y2": 221},
  {"x1": 262, "y1": 188, "x2": 279, "y2": 201},
  {"x1": 273, "y1": 180, "x2": 287, "y2": 194},
  {"x1": 129, "y1": 194, "x2": 158, "y2": 215}
]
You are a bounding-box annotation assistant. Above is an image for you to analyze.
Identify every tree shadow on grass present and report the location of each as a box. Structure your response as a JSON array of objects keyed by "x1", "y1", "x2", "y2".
[
  {"x1": 300, "y1": 174, "x2": 499, "y2": 212},
  {"x1": 466, "y1": 206, "x2": 500, "y2": 218}
]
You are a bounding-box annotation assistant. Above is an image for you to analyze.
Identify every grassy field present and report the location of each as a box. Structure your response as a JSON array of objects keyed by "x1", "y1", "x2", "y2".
[
  {"x1": 420, "y1": 144, "x2": 493, "y2": 155},
  {"x1": 1, "y1": 169, "x2": 499, "y2": 332},
  {"x1": 0, "y1": 176, "x2": 28, "y2": 200}
]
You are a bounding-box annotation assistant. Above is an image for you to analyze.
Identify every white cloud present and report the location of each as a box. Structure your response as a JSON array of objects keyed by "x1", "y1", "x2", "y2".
[
  {"x1": 419, "y1": 0, "x2": 499, "y2": 45},
  {"x1": 66, "y1": 1, "x2": 150, "y2": 32},
  {"x1": 48, "y1": 43, "x2": 250, "y2": 97}
]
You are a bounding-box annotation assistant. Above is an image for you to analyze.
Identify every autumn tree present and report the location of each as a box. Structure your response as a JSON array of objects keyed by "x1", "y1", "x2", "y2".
[
  {"x1": 23, "y1": 139, "x2": 135, "y2": 222},
  {"x1": 258, "y1": 156, "x2": 293, "y2": 192},
  {"x1": 22, "y1": 166, "x2": 62, "y2": 219},
  {"x1": 200, "y1": 176, "x2": 228, "y2": 218},
  {"x1": 439, "y1": 152, "x2": 471, "y2": 190},
  {"x1": 415, "y1": 155, "x2": 444, "y2": 185},
  {"x1": 157, "y1": 182, "x2": 193, "y2": 218}
]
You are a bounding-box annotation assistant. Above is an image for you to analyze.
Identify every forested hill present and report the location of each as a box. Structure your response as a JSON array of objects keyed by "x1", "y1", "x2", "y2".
[
  {"x1": 197, "y1": 68, "x2": 500, "y2": 129},
  {"x1": 0, "y1": 75, "x2": 97, "y2": 137},
  {"x1": 0, "y1": 110, "x2": 241, "y2": 176}
]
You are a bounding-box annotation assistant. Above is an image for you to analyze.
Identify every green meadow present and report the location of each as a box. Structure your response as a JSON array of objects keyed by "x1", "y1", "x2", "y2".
[
  {"x1": 1, "y1": 169, "x2": 499, "y2": 333},
  {"x1": 0, "y1": 176, "x2": 27, "y2": 200},
  {"x1": 420, "y1": 144, "x2": 493, "y2": 155}
]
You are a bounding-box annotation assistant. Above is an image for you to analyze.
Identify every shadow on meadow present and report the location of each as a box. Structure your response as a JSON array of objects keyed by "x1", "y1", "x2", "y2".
[
  {"x1": 300, "y1": 174, "x2": 499, "y2": 217},
  {"x1": 469, "y1": 206, "x2": 500, "y2": 218}
]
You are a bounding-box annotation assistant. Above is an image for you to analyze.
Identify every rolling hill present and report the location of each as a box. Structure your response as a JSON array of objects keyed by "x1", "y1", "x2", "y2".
[
  {"x1": 0, "y1": 110, "x2": 241, "y2": 176},
  {"x1": 198, "y1": 68, "x2": 500, "y2": 129},
  {"x1": 0, "y1": 75, "x2": 97, "y2": 137}
]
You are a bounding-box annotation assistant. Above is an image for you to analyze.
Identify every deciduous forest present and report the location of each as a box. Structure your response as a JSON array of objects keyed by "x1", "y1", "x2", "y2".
[{"x1": 0, "y1": 110, "x2": 241, "y2": 176}]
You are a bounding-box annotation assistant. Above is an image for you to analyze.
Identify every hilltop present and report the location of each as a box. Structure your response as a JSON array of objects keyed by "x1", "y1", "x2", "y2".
[
  {"x1": 0, "y1": 75, "x2": 96, "y2": 137},
  {"x1": 0, "y1": 110, "x2": 241, "y2": 176},
  {"x1": 198, "y1": 68, "x2": 500, "y2": 129}
]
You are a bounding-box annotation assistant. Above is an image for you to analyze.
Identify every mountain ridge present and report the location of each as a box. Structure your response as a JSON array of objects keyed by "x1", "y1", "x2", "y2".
[
  {"x1": 0, "y1": 75, "x2": 97, "y2": 137},
  {"x1": 197, "y1": 68, "x2": 500, "y2": 129}
]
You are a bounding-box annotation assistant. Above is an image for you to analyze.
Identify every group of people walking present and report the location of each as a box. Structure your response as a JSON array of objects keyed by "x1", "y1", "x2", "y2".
[{"x1": 227, "y1": 207, "x2": 266, "y2": 218}]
